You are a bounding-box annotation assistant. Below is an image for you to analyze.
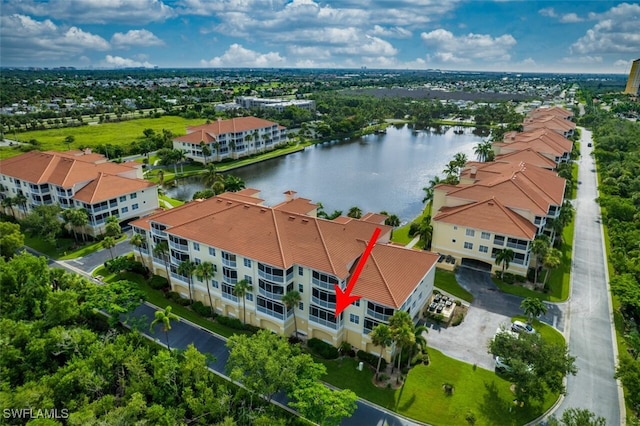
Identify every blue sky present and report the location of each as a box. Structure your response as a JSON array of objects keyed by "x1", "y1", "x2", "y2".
[{"x1": 1, "y1": 0, "x2": 638, "y2": 73}]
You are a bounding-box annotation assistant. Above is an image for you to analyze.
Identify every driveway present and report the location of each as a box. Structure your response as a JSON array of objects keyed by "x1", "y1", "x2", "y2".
[
  {"x1": 426, "y1": 267, "x2": 564, "y2": 371},
  {"x1": 62, "y1": 231, "x2": 133, "y2": 274}
]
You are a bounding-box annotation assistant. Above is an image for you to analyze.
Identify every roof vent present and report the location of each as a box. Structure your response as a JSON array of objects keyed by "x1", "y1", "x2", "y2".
[
  {"x1": 243, "y1": 205, "x2": 250, "y2": 209},
  {"x1": 260, "y1": 208, "x2": 266, "y2": 213},
  {"x1": 301, "y1": 219, "x2": 309, "y2": 223},
  {"x1": 488, "y1": 202, "x2": 494, "y2": 206}
]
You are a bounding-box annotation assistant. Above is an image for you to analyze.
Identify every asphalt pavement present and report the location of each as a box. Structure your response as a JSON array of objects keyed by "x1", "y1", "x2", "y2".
[{"x1": 554, "y1": 128, "x2": 622, "y2": 424}]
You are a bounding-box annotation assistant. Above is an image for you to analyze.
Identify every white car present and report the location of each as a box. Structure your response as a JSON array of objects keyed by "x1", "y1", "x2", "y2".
[
  {"x1": 495, "y1": 356, "x2": 512, "y2": 372},
  {"x1": 511, "y1": 320, "x2": 535, "y2": 334}
]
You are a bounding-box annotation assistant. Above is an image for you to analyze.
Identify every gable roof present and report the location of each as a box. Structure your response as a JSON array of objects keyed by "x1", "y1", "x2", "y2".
[
  {"x1": 494, "y1": 148, "x2": 557, "y2": 170},
  {"x1": 73, "y1": 173, "x2": 156, "y2": 204},
  {"x1": 523, "y1": 115, "x2": 576, "y2": 134},
  {"x1": 433, "y1": 197, "x2": 538, "y2": 240},
  {"x1": 528, "y1": 106, "x2": 573, "y2": 120},
  {"x1": 178, "y1": 117, "x2": 281, "y2": 141}
]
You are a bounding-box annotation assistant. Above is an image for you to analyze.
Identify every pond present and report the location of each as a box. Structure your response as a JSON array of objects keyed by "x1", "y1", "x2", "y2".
[{"x1": 165, "y1": 124, "x2": 488, "y2": 223}]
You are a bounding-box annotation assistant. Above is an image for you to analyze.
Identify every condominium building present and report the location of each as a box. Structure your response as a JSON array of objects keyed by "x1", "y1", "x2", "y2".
[
  {"x1": 235, "y1": 96, "x2": 316, "y2": 112},
  {"x1": 523, "y1": 114, "x2": 576, "y2": 138},
  {"x1": 624, "y1": 58, "x2": 640, "y2": 95},
  {"x1": 493, "y1": 129, "x2": 574, "y2": 164},
  {"x1": 130, "y1": 189, "x2": 439, "y2": 359},
  {"x1": 173, "y1": 117, "x2": 288, "y2": 163},
  {"x1": 431, "y1": 161, "x2": 566, "y2": 275},
  {"x1": 0, "y1": 150, "x2": 158, "y2": 235}
]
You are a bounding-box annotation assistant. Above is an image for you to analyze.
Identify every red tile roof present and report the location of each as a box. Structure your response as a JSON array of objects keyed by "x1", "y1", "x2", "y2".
[
  {"x1": 74, "y1": 172, "x2": 156, "y2": 203},
  {"x1": 174, "y1": 117, "x2": 282, "y2": 144}
]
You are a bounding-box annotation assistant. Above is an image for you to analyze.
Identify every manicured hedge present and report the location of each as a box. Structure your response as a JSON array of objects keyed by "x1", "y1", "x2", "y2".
[
  {"x1": 148, "y1": 275, "x2": 169, "y2": 290},
  {"x1": 357, "y1": 350, "x2": 387, "y2": 370},
  {"x1": 307, "y1": 338, "x2": 339, "y2": 359}
]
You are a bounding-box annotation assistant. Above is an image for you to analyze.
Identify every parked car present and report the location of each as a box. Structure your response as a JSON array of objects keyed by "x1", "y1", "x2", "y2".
[
  {"x1": 588, "y1": 142, "x2": 592, "y2": 147},
  {"x1": 495, "y1": 356, "x2": 512, "y2": 372},
  {"x1": 511, "y1": 320, "x2": 535, "y2": 334}
]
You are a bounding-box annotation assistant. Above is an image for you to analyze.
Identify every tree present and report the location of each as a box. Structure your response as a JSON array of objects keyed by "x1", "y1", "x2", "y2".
[
  {"x1": 369, "y1": 323, "x2": 393, "y2": 379},
  {"x1": 105, "y1": 215, "x2": 122, "y2": 237},
  {"x1": 452, "y1": 152, "x2": 468, "y2": 168},
  {"x1": 224, "y1": 175, "x2": 246, "y2": 192},
  {"x1": 150, "y1": 306, "x2": 179, "y2": 350},
  {"x1": 347, "y1": 206, "x2": 362, "y2": 219},
  {"x1": 388, "y1": 310, "x2": 415, "y2": 372},
  {"x1": 494, "y1": 248, "x2": 515, "y2": 275},
  {"x1": 489, "y1": 330, "x2": 577, "y2": 405},
  {"x1": 543, "y1": 248, "x2": 562, "y2": 285},
  {"x1": 102, "y1": 236, "x2": 117, "y2": 260},
  {"x1": 200, "y1": 141, "x2": 212, "y2": 164},
  {"x1": 177, "y1": 260, "x2": 196, "y2": 304},
  {"x1": 474, "y1": 140, "x2": 494, "y2": 162},
  {"x1": 202, "y1": 163, "x2": 221, "y2": 187},
  {"x1": 233, "y1": 278, "x2": 253, "y2": 325},
  {"x1": 615, "y1": 356, "x2": 640, "y2": 410},
  {"x1": 22, "y1": 204, "x2": 62, "y2": 247},
  {"x1": 418, "y1": 215, "x2": 433, "y2": 249},
  {"x1": 408, "y1": 325, "x2": 428, "y2": 368},
  {"x1": 0, "y1": 222, "x2": 24, "y2": 259},
  {"x1": 384, "y1": 214, "x2": 400, "y2": 227},
  {"x1": 520, "y1": 297, "x2": 548, "y2": 323},
  {"x1": 64, "y1": 135, "x2": 74, "y2": 150},
  {"x1": 129, "y1": 233, "x2": 148, "y2": 273},
  {"x1": 547, "y1": 408, "x2": 606, "y2": 426},
  {"x1": 422, "y1": 175, "x2": 442, "y2": 204},
  {"x1": 531, "y1": 235, "x2": 550, "y2": 284},
  {"x1": 283, "y1": 290, "x2": 301, "y2": 338},
  {"x1": 195, "y1": 261, "x2": 216, "y2": 317},
  {"x1": 153, "y1": 240, "x2": 172, "y2": 288},
  {"x1": 289, "y1": 382, "x2": 357, "y2": 426},
  {"x1": 1, "y1": 196, "x2": 16, "y2": 218}
]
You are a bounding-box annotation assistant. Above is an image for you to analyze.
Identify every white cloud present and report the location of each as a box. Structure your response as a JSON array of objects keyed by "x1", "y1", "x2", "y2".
[
  {"x1": 614, "y1": 59, "x2": 632, "y2": 67},
  {"x1": 368, "y1": 25, "x2": 412, "y2": 38},
  {"x1": 103, "y1": 55, "x2": 155, "y2": 68},
  {"x1": 420, "y1": 29, "x2": 516, "y2": 63},
  {"x1": 0, "y1": 14, "x2": 109, "y2": 63},
  {"x1": 111, "y1": 29, "x2": 164, "y2": 47},
  {"x1": 5, "y1": 0, "x2": 176, "y2": 24},
  {"x1": 559, "y1": 13, "x2": 582, "y2": 23},
  {"x1": 538, "y1": 7, "x2": 557, "y2": 18},
  {"x1": 201, "y1": 43, "x2": 286, "y2": 67},
  {"x1": 571, "y1": 3, "x2": 640, "y2": 54},
  {"x1": 560, "y1": 55, "x2": 603, "y2": 64},
  {"x1": 521, "y1": 57, "x2": 536, "y2": 66}
]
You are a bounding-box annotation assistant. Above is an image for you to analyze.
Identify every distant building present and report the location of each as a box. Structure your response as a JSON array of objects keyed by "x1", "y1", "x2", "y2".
[
  {"x1": 235, "y1": 96, "x2": 316, "y2": 112},
  {"x1": 0, "y1": 150, "x2": 159, "y2": 235},
  {"x1": 173, "y1": 117, "x2": 287, "y2": 163},
  {"x1": 624, "y1": 58, "x2": 640, "y2": 95}
]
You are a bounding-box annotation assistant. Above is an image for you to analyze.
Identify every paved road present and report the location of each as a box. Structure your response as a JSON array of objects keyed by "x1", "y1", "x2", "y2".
[
  {"x1": 554, "y1": 128, "x2": 622, "y2": 424},
  {"x1": 427, "y1": 268, "x2": 564, "y2": 371}
]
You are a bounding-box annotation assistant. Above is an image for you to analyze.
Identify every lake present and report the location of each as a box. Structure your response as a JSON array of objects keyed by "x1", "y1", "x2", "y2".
[{"x1": 166, "y1": 124, "x2": 487, "y2": 223}]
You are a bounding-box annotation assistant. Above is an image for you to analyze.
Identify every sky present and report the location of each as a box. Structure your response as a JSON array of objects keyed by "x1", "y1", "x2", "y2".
[{"x1": 1, "y1": 0, "x2": 639, "y2": 74}]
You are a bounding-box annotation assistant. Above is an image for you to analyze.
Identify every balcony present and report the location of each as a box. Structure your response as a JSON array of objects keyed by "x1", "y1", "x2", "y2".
[
  {"x1": 92, "y1": 204, "x2": 110, "y2": 214},
  {"x1": 257, "y1": 304, "x2": 284, "y2": 320},
  {"x1": 170, "y1": 271, "x2": 189, "y2": 283},
  {"x1": 312, "y1": 277, "x2": 337, "y2": 291},
  {"x1": 506, "y1": 242, "x2": 528, "y2": 251},
  {"x1": 30, "y1": 186, "x2": 50, "y2": 194},
  {"x1": 222, "y1": 292, "x2": 238, "y2": 303},
  {"x1": 311, "y1": 295, "x2": 336, "y2": 310},
  {"x1": 222, "y1": 257, "x2": 237, "y2": 268},
  {"x1": 366, "y1": 308, "x2": 391, "y2": 323},
  {"x1": 258, "y1": 287, "x2": 283, "y2": 301},
  {"x1": 169, "y1": 240, "x2": 189, "y2": 252},
  {"x1": 309, "y1": 314, "x2": 342, "y2": 330}
]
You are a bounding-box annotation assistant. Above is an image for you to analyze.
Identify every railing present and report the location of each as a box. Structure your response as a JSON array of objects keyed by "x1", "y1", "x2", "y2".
[
  {"x1": 311, "y1": 295, "x2": 336, "y2": 310},
  {"x1": 92, "y1": 204, "x2": 110, "y2": 214},
  {"x1": 506, "y1": 242, "x2": 528, "y2": 251},
  {"x1": 169, "y1": 240, "x2": 189, "y2": 251},
  {"x1": 30, "y1": 186, "x2": 50, "y2": 194},
  {"x1": 222, "y1": 257, "x2": 237, "y2": 268},
  {"x1": 170, "y1": 271, "x2": 189, "y2": 283},
  {"x1": 257, "y1": 305, "x2": 284, "y2": 320},
  {"x1": 222, "y1": 275, "x2": 238, "y2": 285},
  {"x1": 312, "y1": 277, "x2": 337, "y2": 291},
  {"x1": 258, "y1": 269, "x2": 284, "y2": 283},
  {"x1": 366, "y1": 308, "x2": 391, "y2": 323},
  {"x1": 222, "y1": 292, "x2": 238, "y2": 303},
  {"x1": 151, "y1": 227, "x2": 167, "y2": 238},
  {"x1": 258, "y1": 287, "x2": 283, "y2": 301},
  {"x1": 152, "y1": 255, "x2": 166, "y2": 266},
  {"x1": 309, "y1": 314, "x2": 341, "y2": 330}
]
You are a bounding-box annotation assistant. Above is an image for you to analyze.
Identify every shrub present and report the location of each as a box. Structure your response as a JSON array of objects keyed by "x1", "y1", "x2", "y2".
[
  {"x1": 454, "y1": 299, "x2": 462, "y2": 306},
  {"x1": 149, "y1": 275, "x2": 169, "y2": 290},
  {"x1": 357, "y1": 350, "x2": 387, "y2": 371},
  {"x1": 443, "y1": 382, "x2": 454, "y2": 396},
  {"x1": 424, "y1": 311, "x2": 445, "y2": 324},
  {"x1": 307, "y1": 338, "x2": 339, "y2": 359},
  {"x1": 502, "y1": 273, "x2": 516, "y2": 284},
  {"x1": 217, "y1": 315, "x2": 245, "y2": 330},
  {"x1": 339, "y1": 341, "x2": 352, "y2": 355},
  {"x1": 378, "y1": 373, "x2": 390, "y2": 382},
  {"x1": 191, "y1": 301, "x2": 213, "y2": 318},
  {"x1": 515, "y1": 274, "x2": 526, "y2": 283},
  {"x1": 451, "y1": 311, "x2": 465, "y2": 326},
  {"x1": 165, "y1": 291, "x2": 190, "y2": 306},
  {"x1": 465, "y1": 411, "x2": 477, "y2": 425},
  {"x1": 408, "y1": 222, "x2": 420, "y2": 237}
]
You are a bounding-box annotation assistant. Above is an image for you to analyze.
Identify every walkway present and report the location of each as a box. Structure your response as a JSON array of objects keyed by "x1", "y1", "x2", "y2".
[{"x1": 554, "y1": 128, "x2": 623, "y2": 424}]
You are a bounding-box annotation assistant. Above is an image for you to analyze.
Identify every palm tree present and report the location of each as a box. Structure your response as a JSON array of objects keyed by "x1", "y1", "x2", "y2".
[
  {"x1": 443, "y1": 161, "x2": 459, "y2": 179},
  {"x1": 61, "y1": 209, "x2": 79, "y2": 241},
  {"x1": 150, "y1": 306, "x2": 179, "y2": 350},
  {"x1": 418, "y1": 216, "x2": 433, "y2": 249},
  {"x1": 130, "y1": 233, "x2": 148, "y2": 272},
  {"x1": 474, "y1": 140, "x2": 493, "y2": 162},
  {"x1": 494, "y1": 248, "x2": 515, "y2": 275},
  {"x1": 195, "y1": 261, "x2": 216, "y2": 317},
  {"x1": 531, "y1": 235, "x2": 550, "y2": 284},
  {"x1": 153, "y1": 240, "x2": 172, "y2": 288},
  {"x1": 389, "y1": 310, "x2": 414, "y2": 372},
  {"x1": 212, "y1": 179, "x2": 226, "y2": 195},
  {"x1": 543, "y1": 248, "x2": 562, "y2": 285},
  {"x1": 105, "y1": 215, "x2": 121, "y2": 238},
  {"x1": 370, "y1": 323, "x2": 393, "y2": 379},
  {"x1": 422, "y1": 175, "x2": 442, "y2": 204},
  {"x1": 224, "y1": 175, "x2": 246, "y2": 192},
  {"x1": 347, "y1": 206, "x2": 362, "y2": 219},
  {"x1": 384, "y1": 214, "x2": 400, "y2": 228},
  {"x1": 200, "y1": 141, "x2": 211, "y2": 164},
  {"x1": 520, "y1": 297, "x2": 548, "y2": 323},
  {"x1": 102, "y1": 236, "x2": 116, "y2": 260},
  {"x1": 213, "y1": 142, "x2": 221, "y2": 161},
  {"x1": 14, "y1": 193, "x2": 27, "y2": 213},
  {"x1": 157, "y1": 169, "x2": 165, "y2": 187},
  {"x1": 452, "y1": 152, "x2": 468, "y2": 169},
  {"x1": 282, "y1": 290, "x2": 301, "y2": 338},
  {"x1": 233, "y1": 278, "x2": 253, "y2": 325},
  {"x1": 176, "y1": 149, "x2": 187, "y2": 175},
  {"x1": 1, "y1": 197, "x2": 16, "y2": 218},
  {"x1": 202, "y1": 163, "x2": 221, "y2": 187},
  {"x1": 408, "y1": 325, "x2": 429, "y2": 368},
  {"x1": 69, "y1": 208, "x2": 89, "y2": 242},
  {"x1": 177, "y1": 260, "x2": 197, "y2": 304}
]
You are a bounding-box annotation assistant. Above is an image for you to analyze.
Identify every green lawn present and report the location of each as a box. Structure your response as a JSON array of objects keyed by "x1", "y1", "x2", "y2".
[
  {"x1": 391, "y1": 204, "x2": 431, "y2": 247},
  {"x1": 435, "y1": 269, "x2": 474, "y2": 303},
  {"x1": 159, "y1": 193, "x2": 185, "y2": 208},
  {"x1": 23, "y1": 233, "x2": 126, "y2": 260},
  {"x1": 511, "y1": 316, "x2": 565, "y2": 347},
  {"x1": 95, "y1": 267, "x2": 250, "y2": 339},
  {"x1": 321, "y1": 349, "x2": 557, "y2": 426},
  {"x1": 5, "y1": 116, "x2": 206, "y2": 157}
]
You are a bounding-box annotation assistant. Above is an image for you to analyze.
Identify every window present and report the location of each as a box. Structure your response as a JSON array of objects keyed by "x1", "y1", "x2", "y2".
[
  {"x1": 298, "y1": 266, "x2": 303, "y2": 275},
  {"x1": 193, "y1": 242, "x2": 200, "y2": 251},
  {"x1": 130, "y1": 193, "x2": 137, "y2": 199},
  {"x1": 132, "y1": 203, "x2": 139, "y2": 210},
  {"x1": 244, "y1": 258, "x2": 252, "y2": 268},
  {"x1": 298, "y1": 302, "x2": 304, "y2": 310},
  {"x1": 466, "y1": 229, "x2": 475, "y2": 237},
  {"x1": 453, "y1": 226, "x2": 458, "y2": 230},
  {"x1": 212, "y1": 280, "x2": 219, "y2": 288},
  {"x1": 208, "y1": 247, "x2": 216, "y2": 256},
  {"x1": 246, "y1": 293, "x2": 253, "y2": 302},
  {"x1": 194, "y1": 258, "x2": 201, "y2": 265},
  {"x1": 350, "y1": 314, "x2": 360, "y2": 324},
  {"x1": 464, "y1": 242, "x2": 473, "y2": 250},
  {"x1": 119, "y1": 196, "x2": 126, "y2": 202},
  {"x1": 494, "y1": 235, "x2": 505, "y2": 246},
  {"x1": 298, "y1": 283, "x2": 303, "y2": 293},
  {"x1": 121, "y1": 206, "x2": 129, "y2": 213},
  {"x1": 479, "y1": 245, "x2": 489, "y2": 253},
  {"x1": 354, "y1": 299, "x2": 360, "y2": 307},
  {"x1": 481, "y1": 231, "x2": 490, "y2": 240},
  {"x1": 244, "y1": 275, "x2": 253, "y2": 284}
]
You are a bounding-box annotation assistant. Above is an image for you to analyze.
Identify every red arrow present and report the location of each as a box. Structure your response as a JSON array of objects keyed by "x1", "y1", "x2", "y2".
[{"x1": 334, "y1": 227, "x2": 381, "y2": 317}]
